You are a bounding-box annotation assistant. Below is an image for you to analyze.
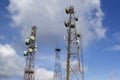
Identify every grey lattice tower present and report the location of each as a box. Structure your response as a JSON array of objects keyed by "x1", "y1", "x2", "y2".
[
  {"x1": 64, "y1": 6, "x2": 83, "y2": 80},
  {"x1": 53, "y1": 48, "x2": 62, "y2": 80},
  {"x1": 23, "y1": 26, "x2": 37, "y2": 80}
]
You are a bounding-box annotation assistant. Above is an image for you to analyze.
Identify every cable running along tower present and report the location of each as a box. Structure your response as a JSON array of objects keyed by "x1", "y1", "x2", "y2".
[
  {"x1": 53, "y1": 48, "x2": 62, "y2": 80},
  {"x1": 64, "y1": 6, "x2": 83, "y2": 80},
  {"x1": 23, "y1": 26, "x2": 37, "y2": 80}
]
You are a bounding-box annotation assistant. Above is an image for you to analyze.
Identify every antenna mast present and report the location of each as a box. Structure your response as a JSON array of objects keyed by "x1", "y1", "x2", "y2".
[
  {"x1": 53, "y1": 48, "x2": 62, "y2": 80},
  {"x1": 64, "y1": 6, "x2": 83, "y2": 80},
  {"x1": 23, "y1": 26, "x2": 37, "y2": 80}
]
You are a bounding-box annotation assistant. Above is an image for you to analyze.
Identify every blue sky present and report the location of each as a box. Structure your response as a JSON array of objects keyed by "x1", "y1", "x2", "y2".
[{"x1": 0, "y1": 0, "x2": 120, "y2": 80}]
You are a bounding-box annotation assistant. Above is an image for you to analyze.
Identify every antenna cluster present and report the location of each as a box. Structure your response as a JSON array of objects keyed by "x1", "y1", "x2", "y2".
[{"x1": 22, "y1": 4, "x2": 83, "y2": 80}]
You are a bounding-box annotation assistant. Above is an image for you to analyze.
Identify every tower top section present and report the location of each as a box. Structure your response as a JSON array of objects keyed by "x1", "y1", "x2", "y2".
[{"x1": 55, "y1": 48, "x2": 61, "y2": 52}]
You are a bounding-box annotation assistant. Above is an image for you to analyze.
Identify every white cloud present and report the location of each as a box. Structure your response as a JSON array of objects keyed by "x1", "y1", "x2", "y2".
[
  {"x1": 0, "y1": 44, "x2": 24, "y2": 79},
  {"x1": 111, "y1": 45, "x2": 120, "y2": 51},
  {"x1": 8, "y1": 0, "x2": 106, "y2": 47},
  {"x1": 110, "y1": 32, "x2": 120, "y2": 51},
  {"x1": 109, "y1": 72, "x2": 116, "y2": 80},
  {"x1": 109, "y1": 71, "x2": 120, "y2": 80},
  {"x1": 0, "y1": 44, "x2": 15, "y2": 56},
  {"x1": 0, "y1": 44, "x2": 54, "y2": 80},
  {"x1": 0, "y1": 35, "x2": 5, "y2": 40},
  {"x1": 113, "y1": 32, "x2": 120, "y2": 42},
  {"x1": 35, "y1": 67, "x2": 54, "y2": 80}
]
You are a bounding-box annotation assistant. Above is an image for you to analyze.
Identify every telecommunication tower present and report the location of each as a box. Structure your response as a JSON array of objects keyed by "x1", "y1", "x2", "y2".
[
  {"x1": 64, "y1": 6, "x2": 83, "y2": 80},
  {"x1": 23, "y1": 26, "x2": 37, "y2": 80},
  {"x1": 53, "y1": 48, "x2": 62, "y2": 80}
]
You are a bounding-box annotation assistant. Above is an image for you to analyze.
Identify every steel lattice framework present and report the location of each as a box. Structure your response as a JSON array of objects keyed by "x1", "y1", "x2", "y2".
[
  {"x1": 53, "y1": 48, "x2": 62, "y2": 80},
  {"x1": 64, "y1": 6, "x2": 83, "y2": 80},
  {"x1": 23, "y1": 26, "x2": 37, "y2": 80}
]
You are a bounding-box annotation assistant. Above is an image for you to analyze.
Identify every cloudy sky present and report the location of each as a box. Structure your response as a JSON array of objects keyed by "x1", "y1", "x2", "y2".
[{"x1": 0, "y1": 0, "x2": 120, "y2": 80}]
